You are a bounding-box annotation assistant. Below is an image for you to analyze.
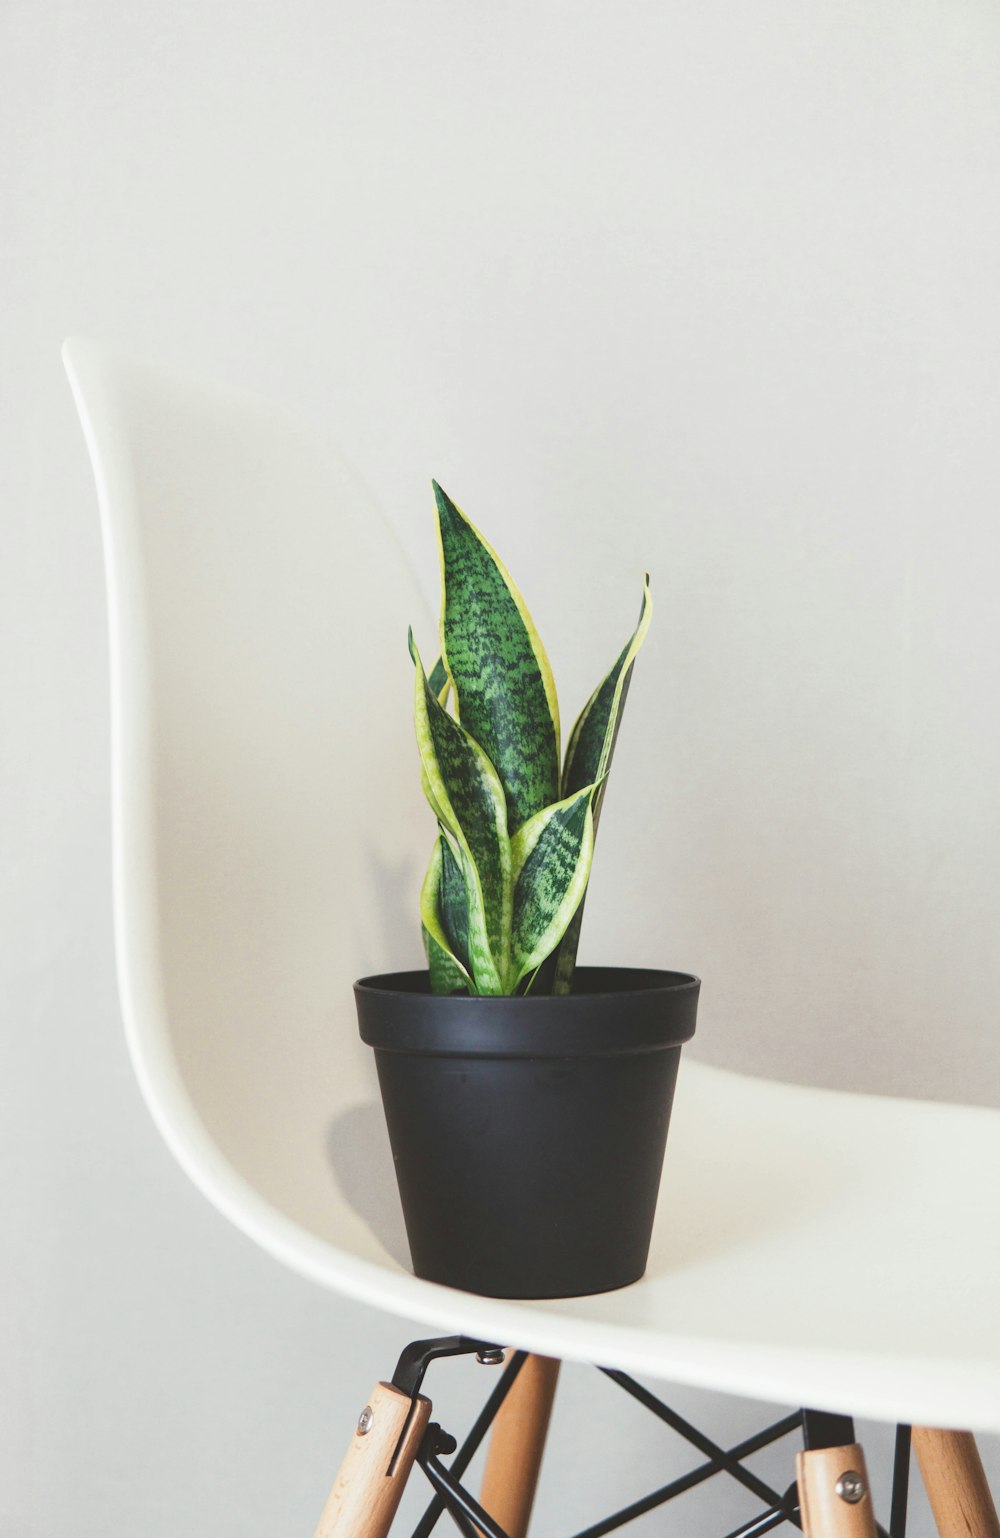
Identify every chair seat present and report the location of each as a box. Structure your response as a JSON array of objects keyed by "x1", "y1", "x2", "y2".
[
  {"x1": 65, "y1": 338, "x2": 1000, "y2": 1448},
  {"x1": 156, "y1": 1043, "x2": 1000, "y2": 1436}
]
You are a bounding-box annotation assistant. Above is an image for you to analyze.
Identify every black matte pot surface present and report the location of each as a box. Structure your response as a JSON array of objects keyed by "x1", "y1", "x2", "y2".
[{"x1": 355, "y1": 966, "x2": 700, "y2": 1299}]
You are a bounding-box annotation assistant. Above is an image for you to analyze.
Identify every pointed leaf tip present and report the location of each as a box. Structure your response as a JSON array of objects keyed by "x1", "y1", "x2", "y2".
[
  {"x1": 426, "y1": 653, "x2": 450, "y2": 702},
  {"x1": 435, "y1": 488, "x2": 561, "y2": 830},
  {"x1": 432, "y1": 480, "x2": 454, "y2": 515}
]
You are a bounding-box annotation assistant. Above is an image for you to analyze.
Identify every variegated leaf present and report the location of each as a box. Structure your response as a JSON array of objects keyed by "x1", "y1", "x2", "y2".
[
  {"x1": 419, "y1": 836, "x2": 471, "y2": 974},
  {"x1": 420, "y1": 764, "x2": 449, "y2": 827},
  {"x1": 437, "y1": 828, "x2": 472, "y2": 971},
  {"x1": 420, "y1": 838, "x2": 472, "y2": 993},
  {"x1": 509, "y1": 786, "x2": 595, "y2": 989},
  {"x1": 551, "y1": 575, "x2": 652, "y2": 993},
  {"x1": 427, "y1": 654, "x2": 451, "y2": 706},
  {"x1": 422, "y1": 924, "x2": 470, "y2": 994},
  {"x1": 410, "y1": 631, "x2": 510, "y2": 994},
  {"x1": 562, "y1": 574, "x2": 652, "y2": 798},
  {"x1": 434, "y1": 481, "x2": 560, "y2": 832}
]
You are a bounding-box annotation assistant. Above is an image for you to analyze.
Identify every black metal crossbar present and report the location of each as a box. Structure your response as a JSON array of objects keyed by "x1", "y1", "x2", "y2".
[
  {"x1": 570, "y1": 1413, "x2": 803, "y2": 1538},
  {"x1": 720, "y1": 1489, "x2": 801, "y2": 1538},
  {"x1": 419, "y1": 1449, "x2": 513, "y2": 1538},
  {"x1": 403, "y1": 1337, "x2": 912, "y2": 1538},
  {"x1": 600, "y1": 1369, "x2": 799, "y2": 1517}
]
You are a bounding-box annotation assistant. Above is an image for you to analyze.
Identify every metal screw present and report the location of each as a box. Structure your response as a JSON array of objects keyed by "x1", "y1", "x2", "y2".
[
  {"x1": 835, "y1": 1471, "x2": 866, "y2": 1505},
  {"x1": 476, "y1": 1348, "x2": 506, "y2": 1367},
  {"x1": 357, "y1": 1405, "x2": 374, "y2": 1435}
]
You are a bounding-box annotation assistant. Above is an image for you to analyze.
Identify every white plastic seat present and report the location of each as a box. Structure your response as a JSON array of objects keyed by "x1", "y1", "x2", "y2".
[{"x1": 65, "y1": 338, "x2": 1000, "y2": 1441}]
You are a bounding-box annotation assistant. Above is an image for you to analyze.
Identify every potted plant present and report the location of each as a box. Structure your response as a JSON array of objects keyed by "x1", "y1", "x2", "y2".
[{"x1": 355, "y1": 483, "x2": 699, "y2": 1298}]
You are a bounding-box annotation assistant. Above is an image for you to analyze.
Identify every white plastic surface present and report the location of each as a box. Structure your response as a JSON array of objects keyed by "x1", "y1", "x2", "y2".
[{"x1": 65, "y1": 339, "x2": 1000, "y2": 1433}]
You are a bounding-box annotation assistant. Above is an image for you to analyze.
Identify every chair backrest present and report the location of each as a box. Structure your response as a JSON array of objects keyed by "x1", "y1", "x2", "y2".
[{"x1": 65, "y1": 340, "x2": 431, "y2": 1249}]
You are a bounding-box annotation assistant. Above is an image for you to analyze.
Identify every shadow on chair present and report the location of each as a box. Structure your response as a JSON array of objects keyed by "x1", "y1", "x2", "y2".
[{"x1": 326, "y1": 1103, "x2": 412, "y2": 1268}]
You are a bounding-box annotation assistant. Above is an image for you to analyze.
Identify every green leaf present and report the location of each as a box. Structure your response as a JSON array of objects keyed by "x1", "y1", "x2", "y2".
[
  {"x1": 509, "y1": 786, "x2": 595, "y2": 989},
  {"x1": 434, "y1": 481, "x2": 560, "y2": 832},
  {"x1": 518, "y1": 953, "x2": 555, "y2": 995},
  {"x1": 420, "y1": 837, "x2": 472, "y2": 993},
  {"x1": 431, "y1": 831, "x2": 472, "y2": 973},
  {"x1": 551, "y1": 575, "x2": 652, "y2": 993},
  {"x1": 420, "y1": 764, "x2": 449, "y2": 827},
  {"x1": 422, "y1": 924, "x2": 470, "y2": 994},
  {"x1": 438, "y1": 829, "x2": 472, "y2": 969},
  {"x1": 410, "y1": 631, "x2": 511, "y2": 994},
  {"x1": 562, "y1": 574, "x2": 653, "y2": 799},
  {"x1": 427, "y1": 654, "x2": 451, "y2": 706},
  {"x1": 420, "y1": 836, "x2": 471, "y2": 972}
]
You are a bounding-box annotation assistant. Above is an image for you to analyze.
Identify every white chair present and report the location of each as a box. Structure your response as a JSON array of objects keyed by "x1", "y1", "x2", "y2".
[{"x1": 64, "y1": 338, "x2": 1000, "y2": 1538}]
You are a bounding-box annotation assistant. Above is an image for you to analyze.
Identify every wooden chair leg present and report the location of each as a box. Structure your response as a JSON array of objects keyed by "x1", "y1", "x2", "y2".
[
  {"x1": 478, "y1": 1354, "x2": 560, "y2": 1538},
  {"x1": 312, "y1": 1381, "x2": 431, "y2": 1538},
  {"x1": 796, "y1": 1444, "x2": 879, "y2": 1538},
  {"x1": 913, "y1": 1428, "x2": 1000, "y2": 1538}
]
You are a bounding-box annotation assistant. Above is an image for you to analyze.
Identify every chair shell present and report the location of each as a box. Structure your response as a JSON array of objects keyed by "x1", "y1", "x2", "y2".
[{"x1": 65, "y1": 339, "x2": 1000, "y2": 1436}]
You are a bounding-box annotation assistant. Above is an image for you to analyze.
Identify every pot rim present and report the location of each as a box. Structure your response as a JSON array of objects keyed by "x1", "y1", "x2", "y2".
[
  {"x1": 355, "y1": 965, "x2": 700, "y2": 1059},
  {"x1": 355, "y1": 964, "x2": 700, "y2": 1001}
]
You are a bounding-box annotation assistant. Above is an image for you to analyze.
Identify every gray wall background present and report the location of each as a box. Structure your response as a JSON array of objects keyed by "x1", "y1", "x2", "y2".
[{"x1": 4, "y1": 1, "x2": 1000, "y2": 1533}]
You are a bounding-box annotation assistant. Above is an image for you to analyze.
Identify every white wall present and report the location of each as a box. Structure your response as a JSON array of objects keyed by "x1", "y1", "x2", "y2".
[{"x1": 4, "y1": 1, "x2": 1000, "y2": 1533}]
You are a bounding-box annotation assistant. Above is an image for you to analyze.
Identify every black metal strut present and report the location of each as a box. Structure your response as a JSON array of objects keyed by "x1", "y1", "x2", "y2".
[
  {"x1": 411, "y1": 1352, "x2": 527, "y2": 1538},
  {"x1": 571, "y1": 1413, "x2": 803, "y2": 1538},
  {"x1": 390, "y1": 1335, "x2": 912, "y2": 1538},
  {"x1": 392, "y1": 1336, "x2": 506, "y2": 1400}
]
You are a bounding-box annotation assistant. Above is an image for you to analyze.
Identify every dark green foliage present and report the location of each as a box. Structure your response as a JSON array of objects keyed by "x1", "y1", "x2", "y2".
[
  {"x1": 411, "y1": 488, "x2": 652, "y2": 996},
  {"x1": 434, "y1": 482, "x2": 560, "y2": 833}
]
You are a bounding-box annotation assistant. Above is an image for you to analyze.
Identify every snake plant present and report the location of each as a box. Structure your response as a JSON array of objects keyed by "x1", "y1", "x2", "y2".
[{"x1": 411, "y1": 482, "x2": 652, "y2": 996}]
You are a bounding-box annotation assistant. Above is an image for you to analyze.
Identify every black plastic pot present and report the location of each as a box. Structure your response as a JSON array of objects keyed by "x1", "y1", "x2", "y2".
[{"x1": 355, "y1": 966, "x2": 700, "y2": 1299}]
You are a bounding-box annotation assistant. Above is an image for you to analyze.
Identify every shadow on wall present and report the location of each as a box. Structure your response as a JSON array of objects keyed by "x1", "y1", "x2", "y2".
[{"x1": 326, "y1": 1102, "x2": 411, "y2": 1268}]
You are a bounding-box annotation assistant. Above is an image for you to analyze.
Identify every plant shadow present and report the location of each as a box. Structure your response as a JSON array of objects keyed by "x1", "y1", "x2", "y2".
[{"x1": 325, "y1": 1102, "x2": 412, "y2": 1269}]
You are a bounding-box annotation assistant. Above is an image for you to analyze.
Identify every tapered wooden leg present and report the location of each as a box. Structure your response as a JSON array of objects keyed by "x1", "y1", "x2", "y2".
[
  {"x1": 478, "y1": 1354, "x2": 560, "y2": 1538},
  {"x1": 796, "y1": 1444, "x2": 879, "y2": 1538},
  {"x1": 312, "y1": 1381, "x2": 431, "y2": 1538},
  {"x1": 913, "y1": 1428, "x2": 1000, "y2": 1538}
]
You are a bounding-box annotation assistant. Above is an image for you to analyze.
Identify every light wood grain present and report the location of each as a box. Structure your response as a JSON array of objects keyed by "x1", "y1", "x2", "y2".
[
  {"x1": 479, "y1": 1354, "x2": 560, "y2": 1538},
  {"x1": 796, "y1": 1444, "x2": 878, "y2": 1538},
  {"x1": 913, "y1": 1428, "x2": 1000, "y2": 1538},
  {"x1": 312, "y1": 1381, "x2": 431, "y2": 1538}
]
